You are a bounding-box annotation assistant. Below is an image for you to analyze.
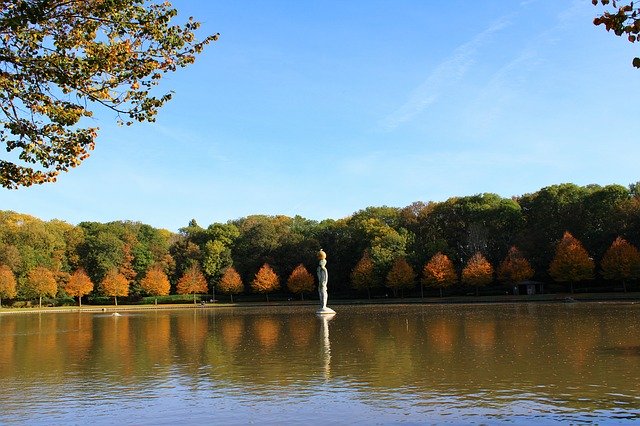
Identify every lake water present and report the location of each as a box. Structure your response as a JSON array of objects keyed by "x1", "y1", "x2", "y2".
[{"x1": 0, "y1": 303, "x2": 639, "y2": 424}]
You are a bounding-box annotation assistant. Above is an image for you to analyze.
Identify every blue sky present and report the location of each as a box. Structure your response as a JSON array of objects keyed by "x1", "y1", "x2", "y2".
[{"x1": 1, "y1": 0, "x2": 639, "y2": 231}]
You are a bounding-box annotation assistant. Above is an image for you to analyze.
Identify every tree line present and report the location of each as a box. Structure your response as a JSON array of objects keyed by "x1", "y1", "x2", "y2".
[{"x1": 0, "y1": 182, "x2": 639, "y2": 306}]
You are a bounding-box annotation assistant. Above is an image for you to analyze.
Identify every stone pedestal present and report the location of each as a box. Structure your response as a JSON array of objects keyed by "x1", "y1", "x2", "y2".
[{"x1": 316, "y1": 307, "x2": 336, "y2": 315}]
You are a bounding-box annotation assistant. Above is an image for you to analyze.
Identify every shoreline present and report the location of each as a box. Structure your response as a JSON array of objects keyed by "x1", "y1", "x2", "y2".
[{"x1": 1, "y1": 292, "x2": 638, "y2": 315}]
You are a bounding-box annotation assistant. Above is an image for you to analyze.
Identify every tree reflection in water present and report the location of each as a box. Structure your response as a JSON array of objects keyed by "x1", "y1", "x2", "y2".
[{"x1": 0, "y1": 304, "x2": 638, "y2": 423}]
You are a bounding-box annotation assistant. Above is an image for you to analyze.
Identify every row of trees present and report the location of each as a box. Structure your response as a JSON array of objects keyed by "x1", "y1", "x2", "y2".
[{"x1": 0, "y1": 182, "x2": 639, "y2": 305}]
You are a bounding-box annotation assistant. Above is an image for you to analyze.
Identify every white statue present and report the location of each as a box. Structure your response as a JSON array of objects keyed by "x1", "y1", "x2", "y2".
[{"x1": 316, "y1": 249, "x2": 335, "y2": 314}]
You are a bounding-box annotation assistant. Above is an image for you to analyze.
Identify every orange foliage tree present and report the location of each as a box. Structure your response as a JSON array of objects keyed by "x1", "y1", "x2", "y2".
[
  {"x1": 25, "y1": 266, "x2": 58, "y2": 308},
  {"x1": 422, "y1": 252, "x2": 457, "y2": 298},
  {"x1": 386, "y1": 257, "x2": 416, "y2": 297},
  {"x1": 549, "y1": 231, "x2": 594, "y2": 293},
  {"x1": 119, "y1": 243, "x2": 137, "y2": 290},
  {"x1": 65, "y1": 269, "x2": 94, "y2": 307},
  {"x1": 140, "y1": 264, "x2": 171, "y2": 304},
  {"x1": 497, "y1": 246, "x2": 534, "y2": 290},
  {"x1": 601, "y1": 237, "x2": 640, "y2": 292},
  {"x1": 101, "y1": 269, "x2": 129, "y2": 306},
  {"x1": 462, "y1": 252, "x2": 494, "y2": 296},
  {"x1": 176, "y1": 264, "x2": 208, "y2": 304},
  {"x1": 350, "y1": 251, "x2": 377, "y2": 299},
  {"x1": 218, "y1": 266, "x2": 243, "y2": 302},
  {"x1": 251, "y1": 263, "x2": 280, "y2": 302},
  {"x1": 287, "y1": 264, "x2": 314, "y2": 300},
  {"x1": 0, "y1": 265, "x2": 17, "y2": 307}
]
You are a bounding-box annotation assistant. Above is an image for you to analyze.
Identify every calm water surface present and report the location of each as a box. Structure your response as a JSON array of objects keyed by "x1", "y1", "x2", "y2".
[{"x1": 0, "y1": 303, "x2": 639, "y2": 424}]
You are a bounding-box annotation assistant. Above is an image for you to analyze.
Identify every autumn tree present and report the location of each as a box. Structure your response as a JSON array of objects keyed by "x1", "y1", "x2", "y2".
[
  {"x1": 0, "y1": 265, "x2": 17, "y2": 307},
  {"x1": 64, "y1": 268, "x2": 93, "y2": 307},
  {"x1": 422, "y1": 252, "x2": 457, "y2": 298},
  {"x1": 549, "y1": 232, "x2": 595, "y2": 293},
  {"x1": 497, "y1": 246, "x2": 534, "y2": 290},
  {"x1": 0, "y1": 1, "x2": 218, "y2": 188},
  {"x1": 176, "y1": 264, "x2": 208, "y2": 304},
  {"x1": 386, "y1": 257, "x2": 416, "y2": 297},
  {"x1": 24, "y1": 266, "x2": 58, "y2": 308},
  {"x1": 601, "y1": 237, "x2": 640, "y2": 292},
  {"x1": 252, "y1": 263, "x2": 280, "y2": 302},
  {"x1": 101, "y1": 269, "x2": 129, "y2": 306},
  {"x1": 140, "y1": 264, "x2": 171, "y2": 304},
  {"x1": 350, "y1": 251, "x2": 377, "y2": 299},
  {"x1": 218, "y1": 266, "x2": 243, "y2": 303},
  {"x1": 593, "y1": 1, "x2": 640, "y2": 68},
  {"x1": 119, "y1": 243, "x2": 137, "y2": 292},
  {"x1": 287, "y1": 264, "x2": 314, "y2": 300},
  {"x1": 462, "y1": 252, "x2": 494, "y2": 296}
]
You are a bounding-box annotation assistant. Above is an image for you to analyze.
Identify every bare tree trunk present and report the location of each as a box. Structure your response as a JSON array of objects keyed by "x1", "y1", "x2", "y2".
[
  {"x1": 440, "y1": 287, "x2": 443, "y2": 298},
  {"x1": 39, "y1": 296, "x2": 42, "y2": 308},
  {"x1": 420, "y1": 284, "x2": 424, "y2": 299},
  {"x1": 367, "y1": 287, "x2": 371, "y2": 299},
  {"x1": 230, "y1": 294, "x2": 234, "y2": 303},
  {"x1": 266, "y1": 294, "x2": 269, "y2": 302},
  {"x1": 301, "y1": 292, "x2": 304, "y2": 301},
  {"x1": 623, "y1": 280, "x2": 627, "y2": 293},
  {"x1": 78, "y1": 296, "x2": 82, "y2": 307},
  {"x1": 114, "y1": 296, "x2": 118, "y2": 306},
  {"x1": 193, "y1": 293, "x2": 196, "y2": 304}
]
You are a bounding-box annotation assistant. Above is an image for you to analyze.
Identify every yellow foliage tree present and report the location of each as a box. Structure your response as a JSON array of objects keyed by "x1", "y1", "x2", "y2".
[
  {"x1": 549, "y1": 231, "x2": 594, "y2": 293},
  {"x1": 176, "y1": 264, "x2": 208, "y2": 304},
  {"x1": 386, "y1": 257, "x2": 416, "y2": 297},
  {"x1": 600, "y1": 237, "x2": 640, "y2": 292},
  {"x1": 462, "y1": 252, "x2": 494, "y2": 296},
  {"x1": 140, "y1": 264, "x2": 171, "y2": 305},
  {"x1": 25, "y1": 266, "x2": 58, "y2": 308},
  {"x1": 252, "y1": 263, "x2": 280, "y2": 302},
  {"x1": 350, "y1": 251, "x2": 377, "y2": 299},
  {"x1": 497, "y1": 246, "x2": 534, "y2": 289},
  {"x1": 422, "y1": 252, "x2": 457, "y2": 297},
  {"x1": 65, "y1": 269, "x2": 94, "y2": 307},
  {"x1": 101, "y1": 269, "x2": 129, "y2": 306},
  {"x1": 0, "y1": 265, "x2": 17, "y2": 307},
  {"x1": 218, "y1": 267, "x2": 243, "y2": 302},
  {"x1": 287, "y1": 264, "x2": 314, "y2": 300}
]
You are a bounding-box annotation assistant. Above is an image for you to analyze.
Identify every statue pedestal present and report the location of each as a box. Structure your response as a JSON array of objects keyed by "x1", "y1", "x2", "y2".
[{"x1": 316, "y1": 307, "x2": 336, "y2": 315}]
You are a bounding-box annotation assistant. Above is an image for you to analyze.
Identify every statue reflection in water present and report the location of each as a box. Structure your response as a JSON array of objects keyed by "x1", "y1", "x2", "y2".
[{"x1": 318, "y1": 312, "x2": 335, "y2": 380}]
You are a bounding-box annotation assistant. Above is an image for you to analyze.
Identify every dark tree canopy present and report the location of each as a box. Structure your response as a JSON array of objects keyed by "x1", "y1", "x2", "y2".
[
  {"x1": 0, "y1": 0, "x2": 217, "y2": 188},
  {"x1": 593, "y1": 0, "x2": 640, "y2": 68}
]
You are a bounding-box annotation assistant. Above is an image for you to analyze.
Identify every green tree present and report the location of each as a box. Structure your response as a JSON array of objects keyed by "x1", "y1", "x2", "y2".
[
  {"x1": 422, "y1": 252, "x2": 457, "y2": 298},
  {"x1": 0, "y1": 0, "x2": 218, "y2": 188},
  {"x1": 64, "y1": 268, "x2": 93, "y2": 307},
  {"x1": 462, "y1": 252, "x2": 494, "y2": 296},
  {"x1": 0, "y1": 265, "x2": 17, "y2": 307},
  {"x1": 600, "y1": 237, "x2": 640, "y2": 292},
  {"x1": 549, "y1": 232, "x2": 594, "y2": 293},
  {"x1": 24, "y1": 266, "x2": 58, "y2": 308},
  {"x1": 251, "y1": 263, "x2": 280, "y2": 302},
  {"x1": 287, "y1": 264, "x2": 314, "y2": 300},
  {"x1": 386, "y1": 257, "x2": 416, "y2": 297},
  {"x1": 593, "y1": 1, "x2": 640, "y2": 68},
  {"x1": 176, "y1": 264, "x2": 208, "y2": 304}
]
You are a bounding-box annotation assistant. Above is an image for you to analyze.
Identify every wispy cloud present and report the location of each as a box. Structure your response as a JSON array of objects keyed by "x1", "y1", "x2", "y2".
[{"x1": 381, "y1": 19, "x2": 511, "y2": 130}]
